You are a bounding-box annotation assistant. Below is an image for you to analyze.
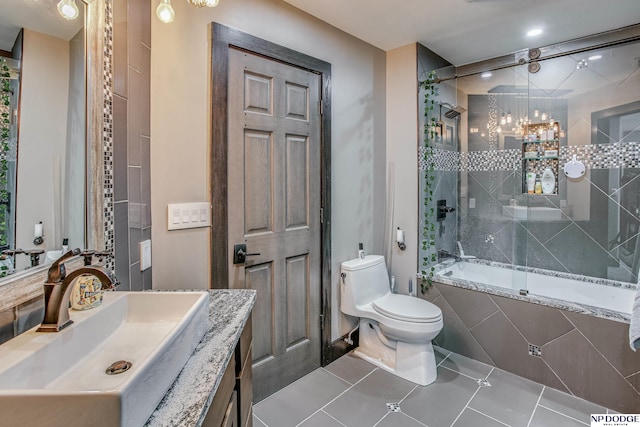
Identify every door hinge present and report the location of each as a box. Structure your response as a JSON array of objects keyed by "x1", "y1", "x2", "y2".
[
  {"x1": 320, "y1": 208, "x2": 324, "y2": 224},
  {"x1": 320, "y1": 314, "x2": 324, "y2": 329},
  {"x1": 319, "y1": 100, "x2": 323, "y2": 115}
]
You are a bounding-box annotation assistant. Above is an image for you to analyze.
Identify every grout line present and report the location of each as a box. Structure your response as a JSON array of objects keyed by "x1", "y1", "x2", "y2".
[
  {"x1": 538, "y1": 403, "x2": 590, "y2": 426},
  {"x1": 440, "y1": 364, "x2": 488, "y2": 382},
  {"x1": 437, "y1": 295, "x2": 497, "y2": 366},
  {"x1": 320, "y1": 366, "x2": 358, "y2": 386},
  {"x1": 294, "y1": 368, "x2": 376, "y2": 427},
  {"x1": 253, "y1": 412, "x2": 268, "y2": 427},
  {"x1": 624, "y1": 369, "x2": 640, "y2": 379},
  {"x1": 467, "y1": 407, "x2": 510, "y2": 426},
  {"x1": 540, "y1": 325, "x2": 576, "y2": 348},
  {"x1": 437, "y1": 350, "x2": 452, "y2": 367},
  {"x1": 469, "y1": 308, "x2": 501, "y2": 330},
  {"x1": 526, "y1": 385, "x2": 545, "y2": 427},
  {"x1": 571, "y1": 325, "x2": 637, "y2": 390},
  {"x1": 402, "y1": 412, "x2": 430, "y2": 427},
  {"x1": 372, "y1": 412, "x2": 389, "y2": 427},
  {"x1": 320, "y1": 410, "x2": 348, "y2": 427},
  {"x1": 539, "y1": 357, "x2": 574, "y2": 396},
  {"x1": 449, "y1": 381, "x2": 483, "y2": 427},
  {"x1": 399, "y1": 384, "x2": 419, "y2": 404}
]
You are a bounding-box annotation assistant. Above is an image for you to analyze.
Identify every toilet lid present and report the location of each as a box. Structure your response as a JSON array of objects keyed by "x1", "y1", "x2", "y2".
[{"x1": 372, "y1": 294, "x2": 442, "y2": 323}]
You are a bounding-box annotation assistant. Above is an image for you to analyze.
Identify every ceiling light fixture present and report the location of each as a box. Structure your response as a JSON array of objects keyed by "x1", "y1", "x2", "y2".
[
  {"x1": 481, "y1": 72, "x2": 492, "y2": 78},
  {"x1": 156, "y1": 0, "x2": 175, "y2": 23},
  {"x1": 526, "y1": 28, "x2": 543, "y2": 37},
  {"x1": 588, "y1": 54, "x2": 602, "y2": 61},
  {"x1": 57, "y1": 0, "x2": 80, "y2": 20},
  {"x1": 187, "y1": 0, "x2": 219, "y2": 6}
]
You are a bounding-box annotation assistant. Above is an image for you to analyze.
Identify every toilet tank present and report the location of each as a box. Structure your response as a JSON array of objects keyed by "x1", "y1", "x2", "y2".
[{"x1": 340, "y1": 255, "x2": 390, "y2": 316}]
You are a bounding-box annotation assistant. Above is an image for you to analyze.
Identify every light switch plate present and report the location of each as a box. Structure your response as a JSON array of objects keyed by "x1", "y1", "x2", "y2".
[
  {"x1": 167, "y1": 202, "x2": 211, "y2": 230},
  {"x1": 140, "y1": 239, "x2": 151, "y2": 271}
]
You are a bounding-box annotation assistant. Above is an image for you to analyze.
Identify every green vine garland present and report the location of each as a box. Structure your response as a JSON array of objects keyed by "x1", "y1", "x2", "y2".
[
  {"x1": 419, "y1": 71, "x2": 438, "y2": 294},
  {"x1": 0, "y1": 57, "x2": 12, "y2": 273}
]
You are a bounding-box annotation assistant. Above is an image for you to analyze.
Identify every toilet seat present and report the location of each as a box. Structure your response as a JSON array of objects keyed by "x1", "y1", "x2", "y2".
[{"x1": 372, "y1": 294, "x2": 442, "y2": 323}]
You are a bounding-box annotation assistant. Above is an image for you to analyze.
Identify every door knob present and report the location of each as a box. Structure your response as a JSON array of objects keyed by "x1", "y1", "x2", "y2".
[{"x1": 233, "y1": 244, "x2": 260, "y2": 264}]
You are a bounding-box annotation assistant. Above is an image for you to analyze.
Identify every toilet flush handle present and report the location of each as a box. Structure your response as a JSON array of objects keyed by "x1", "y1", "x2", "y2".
[{"x1": 340, "y1": 272, "x2": 346, "y2": 285}]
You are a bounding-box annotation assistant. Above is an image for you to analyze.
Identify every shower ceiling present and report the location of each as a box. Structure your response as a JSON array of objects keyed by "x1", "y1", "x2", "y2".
[{"x1": 281, "y1": 0, "x2": 640, "y2": 66}]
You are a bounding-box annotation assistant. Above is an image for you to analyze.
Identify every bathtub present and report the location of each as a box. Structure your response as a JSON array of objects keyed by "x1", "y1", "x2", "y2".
[{"x1": 435, "y1": 261, "x2": 635, "y2": 320}]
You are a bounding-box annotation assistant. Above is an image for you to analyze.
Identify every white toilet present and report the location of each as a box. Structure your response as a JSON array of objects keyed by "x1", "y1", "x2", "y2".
[{"x1": 340, "y1": 255, "x2": 443, "y2": 386}]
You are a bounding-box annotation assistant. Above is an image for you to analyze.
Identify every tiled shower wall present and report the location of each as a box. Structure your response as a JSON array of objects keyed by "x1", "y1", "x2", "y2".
[
  {"x1": 423, "y1": 282, "x2": 640, "y2": 413},
  {"x1": 419, "y1": 92, "x2": 640, "y2": 284},
  {"x1": 112, "y1": 0, "x2": 152, "y2": 290}
]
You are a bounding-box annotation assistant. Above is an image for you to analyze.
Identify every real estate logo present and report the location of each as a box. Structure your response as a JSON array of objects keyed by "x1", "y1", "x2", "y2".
[{"x1": 591, "y1": 414, "x2": 640, "y2": 427}]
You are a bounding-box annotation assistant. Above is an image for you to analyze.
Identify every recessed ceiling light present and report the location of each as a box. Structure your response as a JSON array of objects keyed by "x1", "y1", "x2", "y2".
[
  {"x1": 526, "y1": 28, "x2": 543, "y2": 37},
  {"x1": 588, "y1": 54, "x2": 602, "y2": 61},
  {"x1": 481, "y1": 72, "x2": 492, "y2": 78}
]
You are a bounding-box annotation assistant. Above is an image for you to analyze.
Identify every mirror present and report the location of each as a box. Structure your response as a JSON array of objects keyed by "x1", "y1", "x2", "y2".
[{"x1": 0, "y1": 0, "x2": 86, "y2": 276}]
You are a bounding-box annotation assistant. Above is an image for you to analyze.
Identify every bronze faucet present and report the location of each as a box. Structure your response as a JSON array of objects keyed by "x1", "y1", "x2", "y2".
[{"x1": 37, "y1": 249, "x2": 119, "y2": 332}]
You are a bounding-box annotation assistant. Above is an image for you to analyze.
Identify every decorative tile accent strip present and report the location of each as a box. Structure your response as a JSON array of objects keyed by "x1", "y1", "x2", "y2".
[
  {"x1": 466, "y1": 149, "x2": 521, "y2": 172},
  {"x1": 561, "y1": 142, "x2": 640, "y2": 170},
  {"x1": 103, "y1": 0, "x2": 114, "y2": 270},
  {"x1": 418, "y1": 142, "x2": 640, "y2": 172},
  {"x1": 419, "y1": 147, "x2": 460, "y2": 171}
]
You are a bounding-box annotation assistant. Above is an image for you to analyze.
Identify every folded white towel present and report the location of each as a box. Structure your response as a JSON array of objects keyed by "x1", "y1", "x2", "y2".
[{"x1": 630, "y1": 284, "x2": 640, "y2": 351}]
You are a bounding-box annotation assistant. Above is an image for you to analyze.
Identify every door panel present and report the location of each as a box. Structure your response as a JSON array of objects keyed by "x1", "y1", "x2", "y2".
[
  {"x1": 285, "y1": 134, "x2": 309, "y2": 229},
  {"x1": 244, "y1": 131, "x2": 273, "y2": 234},
  {"x1": 285, "y1": 82, "x2": 308, "y2": 121},
  {"x1": 286, "y1": 254, "x2": 309, "y2": 348},
  {"x1": 245, "y1": 262, "x2": 275, "y2": 364},
  {"x1": 228, "y1": 48, "x2": 321, "y2": 401},
  {"x1": 243, "y1": 72, "x2": 272, "y2": 115}
]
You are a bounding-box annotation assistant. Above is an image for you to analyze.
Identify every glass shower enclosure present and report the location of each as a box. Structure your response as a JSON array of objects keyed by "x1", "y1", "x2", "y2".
[{"x1": 419, "y1": 26, "x2": 640, "y2": 295}]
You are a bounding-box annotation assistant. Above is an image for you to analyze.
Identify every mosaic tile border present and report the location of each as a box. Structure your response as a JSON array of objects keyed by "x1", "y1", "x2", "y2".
[
  {"x1": 418, "y1": 142, "x2": 640, "y2": 172},
  {"x1": 102, "y1": 0, "x2": 114, "y2": 271}
]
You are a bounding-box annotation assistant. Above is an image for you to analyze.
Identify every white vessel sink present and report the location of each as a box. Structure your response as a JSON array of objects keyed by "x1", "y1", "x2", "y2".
[
  {"x1": 0, "y1": 291, "x2": 209, "y2": 427},
  {"x1": 502, "y1": 205, "x2": 562, "y2": 221}
]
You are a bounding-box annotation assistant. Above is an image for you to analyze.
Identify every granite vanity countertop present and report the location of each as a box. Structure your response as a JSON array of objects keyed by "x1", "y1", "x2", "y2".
[{"x1": 145, "y1": 289, "x2": 256, "y2": 427}]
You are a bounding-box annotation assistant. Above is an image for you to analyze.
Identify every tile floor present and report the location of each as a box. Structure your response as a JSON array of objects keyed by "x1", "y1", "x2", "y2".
[{"x1": 253, "y1": 347, "x2": 614, "y2": 427}]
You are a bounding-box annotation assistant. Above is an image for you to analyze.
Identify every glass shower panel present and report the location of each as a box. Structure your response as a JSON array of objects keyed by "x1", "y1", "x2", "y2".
[
  {"x1": 525, "y1": 39, "x2": 640, "y2": 284},
  {"x1": 418, "y1": 66, "x2": 459, "y2": 282},
  {"x1": 459, "y1": 64, "x2": 530, "y2": 292}
]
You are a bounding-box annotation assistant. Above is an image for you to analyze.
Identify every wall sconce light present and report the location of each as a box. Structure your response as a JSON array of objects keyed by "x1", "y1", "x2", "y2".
[
  {"x1": 157, "y1": 0, "x2": 175, "y2": 23},
  {"x1": 506, "y1": 113, "x2": 512, "y2": 124},
  {"x1": 500, "y1": 114, "x2": 506, "y2": 125},
  {"x1": 534, "y1": 109, "x2": 539, "y2": 118},
  {"x1": 541, "y1": 112, "x2": 548, "y2": 121},
  {"x1": 157, "y1": 0, "x2": 221, "y2": 23},
  {"x1": 57, "y1": 0, "x2": 80, "y2": 20}
]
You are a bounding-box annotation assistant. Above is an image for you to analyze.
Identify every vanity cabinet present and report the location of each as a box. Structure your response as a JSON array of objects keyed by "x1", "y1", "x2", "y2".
[
  {"x1": 522, "y1": 121, "x2": 560, "y2": 195},
  {"x1": 235, "y1": 319, "x2": 253, "y2": 427},
  {"x1": 203, "y1": 318, "x2": 253, "y2": 427}
]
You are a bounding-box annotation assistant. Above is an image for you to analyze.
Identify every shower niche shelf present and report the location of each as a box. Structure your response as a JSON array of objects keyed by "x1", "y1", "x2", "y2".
[{"x1": 522, "y1": 121, "x2": 560, "y2": 195}]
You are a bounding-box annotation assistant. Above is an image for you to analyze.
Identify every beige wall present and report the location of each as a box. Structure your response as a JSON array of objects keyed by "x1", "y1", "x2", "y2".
[
  {"x1": 385, "y1": 44, "x2": 418, "y2": 295},
  {"x1": 151, "y1": 0, "x2": 386, "y2": 340},
  {"x1": 16, "y1": 30, "x2": 70, "y2": 269}
]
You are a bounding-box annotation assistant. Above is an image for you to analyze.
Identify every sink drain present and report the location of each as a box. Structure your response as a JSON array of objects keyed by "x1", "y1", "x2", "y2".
[{"x1": 105, "y1": 360, "x2": 132, "y2": 375}]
